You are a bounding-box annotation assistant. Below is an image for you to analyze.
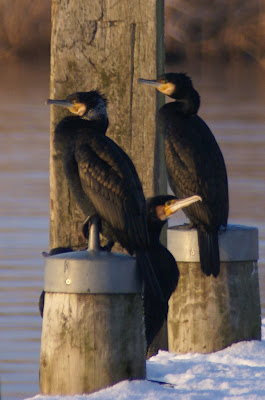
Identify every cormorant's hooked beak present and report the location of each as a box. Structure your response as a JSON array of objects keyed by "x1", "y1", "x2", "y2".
[
  {"x1": 46, "y1": 98, "x2": 87, "y2": 116},
  {"x1": 163, "y1": 195, "x2": 202, "y2": 219},
  {"x1": 46, "y1": 99, "x2": 73, "y2": 108},
  {"x1": 138, "y1": 78, "x2": 176, "y2": 97},
  {"x1": 138, "y1": 78, "x2": 163, "y2": 89}
]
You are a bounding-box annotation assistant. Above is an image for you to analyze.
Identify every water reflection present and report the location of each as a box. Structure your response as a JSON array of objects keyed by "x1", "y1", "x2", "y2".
[
  {"x1": 0, "y1": 62, "x2": 49, "y2": 399},
  {"x1": 0, "y1": 61, "x2": 264, "y2": 399}
]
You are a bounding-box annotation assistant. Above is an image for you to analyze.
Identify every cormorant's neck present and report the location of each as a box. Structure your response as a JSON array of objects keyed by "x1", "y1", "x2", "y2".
[
  {"x1": 82, "y1": 117, "x2": 109, "y2": 134},
  {"x1": 54, "y1": 115, "x2": 108, "y2": 156},
  {"x1": 147, "y1": 220, "x2": 166, "y2": 247},
  {"x1": 82, "y1": 114, "x2": 109, "y2": 132},
  {"x1": 170, "y1": 87, "x2": 200, "y2": 116},
  {"x1": 82, "y1": 99, "x2": 109, "y2": 131}
]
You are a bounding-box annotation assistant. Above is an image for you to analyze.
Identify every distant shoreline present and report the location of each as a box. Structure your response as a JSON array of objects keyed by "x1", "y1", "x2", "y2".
[{"x1": 0, "y1": 1, "x2": 264, "y2": 67}]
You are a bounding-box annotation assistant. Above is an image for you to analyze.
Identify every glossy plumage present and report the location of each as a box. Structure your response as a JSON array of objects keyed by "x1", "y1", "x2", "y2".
[
  {"x1": 144, "y1": 195, "x2": 179, "y2": 350},
  {"x1": 139, "y1": 73, "x2": 229, "y2": 277},
  {"x1": 48, "y1": 90, "x2": 164, "y2": 301},
  {"x1": 144, "y1": 194, "x2": 200, "y2": 351}
]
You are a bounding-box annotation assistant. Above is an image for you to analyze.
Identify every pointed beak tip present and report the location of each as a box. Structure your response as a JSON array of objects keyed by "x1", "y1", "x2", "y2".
[
  {"x1": 165, "y1": 195, "x2": 203, "y2": 218},
  {"x1": 138, "y1": 78, "x2": 154, "y2": 84},
  {"x1": 137, "y1": 78, "x2": 162, "y2": 89}
]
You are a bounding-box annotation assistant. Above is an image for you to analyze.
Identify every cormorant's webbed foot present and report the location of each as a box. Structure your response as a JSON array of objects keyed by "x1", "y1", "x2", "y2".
[{"x1": 42, "y1": 246, "x2": 74, "y2": 257}]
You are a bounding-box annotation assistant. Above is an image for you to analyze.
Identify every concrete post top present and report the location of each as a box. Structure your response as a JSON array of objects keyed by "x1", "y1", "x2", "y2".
[
  {"x1": 167, "y1": 224, "x2": 259, "y2": 262},
  {"x1": 44, "y1": 250, "x2": 142, "y2": 294}
]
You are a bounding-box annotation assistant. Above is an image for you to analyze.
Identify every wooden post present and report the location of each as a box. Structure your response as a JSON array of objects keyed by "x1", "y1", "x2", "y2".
[
  {"x1": 167, "y1": 224, "x2": 261, "y2": 353},
  {"x1": 49, "y1": 0, "x2": 166, "y2": 249},
  {"x1": 40, "y1": 250, "x2": 145, "y2": 395}
]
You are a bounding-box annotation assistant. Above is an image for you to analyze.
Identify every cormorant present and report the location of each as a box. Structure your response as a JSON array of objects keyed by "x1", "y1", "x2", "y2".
[
  {"x1": 47, "y1": 90, "x2": 165, "y2": 302},
  {"x1": 144, "y1": 194, "x2": 201, "y2": 350},
  {"x1": 138, "y1": 73, "x2": 229, "y2": 277}
]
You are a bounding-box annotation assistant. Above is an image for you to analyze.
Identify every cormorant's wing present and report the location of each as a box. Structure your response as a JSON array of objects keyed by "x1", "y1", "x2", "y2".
[
  {"x1": 164, "y1": 115, "x2": 228, "y2": 229},
  {"x1": 75, "y1": 132, "x2": 149, "y2": 251}
]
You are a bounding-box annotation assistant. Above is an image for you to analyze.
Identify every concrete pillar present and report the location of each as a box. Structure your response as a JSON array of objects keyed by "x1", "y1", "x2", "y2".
[{"x1": 167, "y1": 224, "x2": 261, "y2": 353}]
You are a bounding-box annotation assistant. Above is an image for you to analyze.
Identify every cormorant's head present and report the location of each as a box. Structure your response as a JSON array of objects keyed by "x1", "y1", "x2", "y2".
[
  {"x1": 47, "y1": 90, "x2": 108, "y2": 121},
  {"x1": 147, "y1": 194, "x2": 202, "y2": 229},
  {"x1": 138, "y1": 73, "x2": 200, "y2": 115}
]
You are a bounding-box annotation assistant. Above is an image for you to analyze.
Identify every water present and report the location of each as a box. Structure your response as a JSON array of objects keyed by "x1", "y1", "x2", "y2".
[
  {"x1": 0, "y1": 61, "x2": 264, "y2": 399},
  {"x1": 0, "y1": 63, "x2": 50, "y2": 399}
]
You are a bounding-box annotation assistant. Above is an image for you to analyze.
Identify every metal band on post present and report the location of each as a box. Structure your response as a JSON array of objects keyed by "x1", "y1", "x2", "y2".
[
  {"x1": 44, "y1": 251, "x2": 141, "y2": 294},
  {"x1": 167, "y1": 224, "x2": 259, "y2": 262}
]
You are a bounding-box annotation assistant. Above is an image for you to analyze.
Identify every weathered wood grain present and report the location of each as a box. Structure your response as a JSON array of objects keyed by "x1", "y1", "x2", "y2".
[
  {"x1": 40, "y1": 292, "x2": 146, "y2": 395},
  {"x1": 49, "y1": 0, "x2": 165, "y2": 249}
]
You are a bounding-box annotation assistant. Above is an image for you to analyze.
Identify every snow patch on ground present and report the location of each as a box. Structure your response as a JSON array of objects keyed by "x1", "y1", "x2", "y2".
[{"x1": 26, "y1": 319, "x2": 265, "y2": 400}]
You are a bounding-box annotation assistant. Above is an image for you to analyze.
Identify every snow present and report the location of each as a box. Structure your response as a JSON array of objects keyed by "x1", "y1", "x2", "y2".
[{"x1": 26, "y1": 320, "x2": 265, "y2": 400}]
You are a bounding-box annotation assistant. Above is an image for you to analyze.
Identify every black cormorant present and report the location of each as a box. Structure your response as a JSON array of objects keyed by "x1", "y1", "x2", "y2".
[
  {"x1": 138, "y1": 73, "x2": 229, "y2": 277},
  {"x1": 47, "y1": 90, "x2": 165, "y2": 302},
  {"x1": 144, "y1": 194, "x2": 201, "y2": 350}
]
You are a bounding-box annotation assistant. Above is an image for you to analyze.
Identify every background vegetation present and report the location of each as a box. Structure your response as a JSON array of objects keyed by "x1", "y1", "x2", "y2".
[{"x1": 0, "y1": 0, "x2": 264, "y2": 67}]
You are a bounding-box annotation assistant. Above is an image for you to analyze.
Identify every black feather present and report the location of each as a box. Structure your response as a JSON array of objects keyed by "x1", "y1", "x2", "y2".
[
  {"x1": 52, "y1": 91, "x2": 164, "y2": 302},
  {"x1": 156, "y1": 73, "x2": 229, "y2": 277}
]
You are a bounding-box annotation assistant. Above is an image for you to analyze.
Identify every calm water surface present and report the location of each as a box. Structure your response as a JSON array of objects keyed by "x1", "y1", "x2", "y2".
[{"x1": 0, "y1": 61, "x2": 264, "y2": 399}]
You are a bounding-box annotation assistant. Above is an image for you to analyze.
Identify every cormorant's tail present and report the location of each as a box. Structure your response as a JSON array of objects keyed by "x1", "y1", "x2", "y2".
[
  {"x1": 136, "y1": 249, "x2": 165, "y2": 305},
  {"x1": 197, "y1": 230, "x2": 220, "y2": 277}
]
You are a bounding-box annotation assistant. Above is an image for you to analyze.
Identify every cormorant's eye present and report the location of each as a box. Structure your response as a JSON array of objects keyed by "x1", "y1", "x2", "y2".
[
  {"x1": 165, "y1": 200, "x2": 171, "y2": 206},
  {"x1": 158, "y1": 78, "x2": 168, "y2": 84}
]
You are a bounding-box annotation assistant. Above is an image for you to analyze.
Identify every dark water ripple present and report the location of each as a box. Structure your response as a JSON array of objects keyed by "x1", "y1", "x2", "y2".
[{"x1": 0, "y1": 61, "x2": 264, "y2": 399}]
